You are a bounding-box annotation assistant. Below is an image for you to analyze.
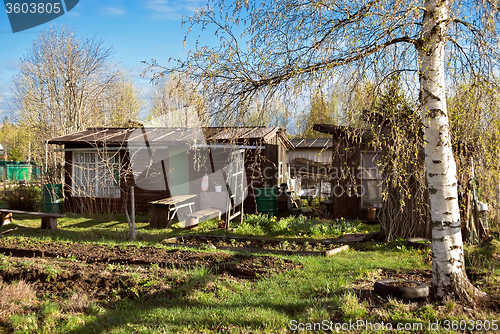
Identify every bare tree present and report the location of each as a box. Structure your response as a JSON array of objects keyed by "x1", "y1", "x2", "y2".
[
  {"x1": 144, "y1": 0, "x2": 500, "y2": 302},
  {"x1": 297, "y1": 88, "x2": 338, "y2": 138},
  {"x1": 150, "y1": 73, "x2": 207, "y2": 125},
  {"x1": 9, "y1": 24, "x2": 132, "y2": 171},
  {"x1": 102, "y1": 73, "x2": 143, "y2": 127}
]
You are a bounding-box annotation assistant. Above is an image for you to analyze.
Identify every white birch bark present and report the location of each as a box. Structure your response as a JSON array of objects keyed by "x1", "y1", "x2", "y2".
[{"x1": 419, "y1": 0, "x2": 481, "y2": 301}]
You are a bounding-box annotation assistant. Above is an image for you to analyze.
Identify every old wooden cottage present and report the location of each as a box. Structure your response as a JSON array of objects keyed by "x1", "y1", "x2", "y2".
[
  {"x1": 309, "y1": 125, "x2": 382, "y2": 220},
  {"x1": 48, "y1": 127, "x2": 293, "y2": 217},
  {"x1": 313, "y1": 123, "x2": 431, "y2": 238}
]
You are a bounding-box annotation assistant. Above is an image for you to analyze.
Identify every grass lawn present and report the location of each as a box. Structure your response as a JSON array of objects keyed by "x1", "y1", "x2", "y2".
[{"x1": 0, "y1": 213, "x2": 498, "y2": 333}]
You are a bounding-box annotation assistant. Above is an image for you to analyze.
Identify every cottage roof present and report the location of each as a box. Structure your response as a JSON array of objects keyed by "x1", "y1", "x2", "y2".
[
  {"x1": 48, "y1": 126, "x2": 294, "y2": 148},
  {"x1": 313, "y1": 124, "x2": 373, "y2": 142},
  {"x1": 290, "y1": 138, "x2": 333, "y2": 149},
  {"x1": 48, "y1": 128, "x2": 135, "y2": 146}
]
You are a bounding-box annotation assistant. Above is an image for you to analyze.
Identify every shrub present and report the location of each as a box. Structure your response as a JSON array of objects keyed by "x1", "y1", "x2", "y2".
[
  {"x1": 273, "y1": 215, "x2": 295, "y2": 233},
  {"x1": 236, "y1": 213, "x2": 361, "y2": 237},
  {"x1": 242, "y1": 214, "x2": 275, "y2": 231},
  {"x1": 3, "y1": 185, "x2": 41, "y2": 211},
  {"x1": 195, "y1": 219, "x2": 218, "y2": 233},
  {"x1": 235, "y1": 222, "x2": 264, "y2": 235},
  {"x1": 284, "y1": 215, "x2": 359, "y2": 237}
]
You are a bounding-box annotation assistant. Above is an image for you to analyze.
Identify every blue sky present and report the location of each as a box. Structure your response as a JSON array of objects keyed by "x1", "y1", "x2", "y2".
[{"x1": 0, "y1": 0, "x2": 211, "y2": 120}]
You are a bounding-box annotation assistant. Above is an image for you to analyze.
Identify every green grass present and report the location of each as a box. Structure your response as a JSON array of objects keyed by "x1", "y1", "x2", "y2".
[
  {"x1": 4, "y1": 247, "x2": 432, "y2": 333},
  {"x1": 0, "y1": 212, "x2": 377, "y2": 247},
  {"x1": 0, "y1": 213, "x2": 498, "y2": 333},
  {"x1": 1, "y1": 212, "x2": 166, "y2": 245}
]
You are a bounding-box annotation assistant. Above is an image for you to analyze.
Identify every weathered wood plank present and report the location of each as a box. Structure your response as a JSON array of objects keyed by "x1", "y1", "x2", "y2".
[
  {"x1": 150, "y1": 205, "x2": 171, "y2": 229},
  {"x1": 185, "y1": 208, "x2": 221, "y2": 227},
  {"x1": 0, "y1": 209, "x2": 64, "y2": 218},
  {"x1": 325, "y1": 245, "x2": 349, "y2": 257},
  {"x1": 0, "y1": 209, "x2": 65, "y2": 230}
]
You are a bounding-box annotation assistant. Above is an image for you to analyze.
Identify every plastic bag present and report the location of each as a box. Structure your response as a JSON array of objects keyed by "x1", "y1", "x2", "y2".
[{"x1": 201, "y1": 173, "x2": 209, "y2": 191}]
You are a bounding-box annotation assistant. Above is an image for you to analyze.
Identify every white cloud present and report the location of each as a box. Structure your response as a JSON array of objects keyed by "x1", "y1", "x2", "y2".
[
  {"x1": 101, "y1": 6, "x2": 127, "y2": 17},
  {"x1": 145, "y1": 0, "x2": 203, "y2": 20}
]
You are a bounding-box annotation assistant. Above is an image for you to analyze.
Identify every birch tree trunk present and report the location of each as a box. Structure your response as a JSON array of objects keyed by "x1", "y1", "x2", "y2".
[{"x1": 418, "y1": 0, "x2": 485, "y2": 302}]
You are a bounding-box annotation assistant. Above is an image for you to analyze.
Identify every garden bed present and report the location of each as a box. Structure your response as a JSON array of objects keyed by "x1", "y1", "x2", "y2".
[
  {"x1": 0, "y1": 237, "x2": 300, "y2": 281},
  {"x1": 163, "y1": 234, "x2": 349, "y2": 257}
]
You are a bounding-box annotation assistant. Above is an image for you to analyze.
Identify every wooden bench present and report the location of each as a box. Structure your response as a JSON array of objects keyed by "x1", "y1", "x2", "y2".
[
  {"x1": 150, "y1": 195, "x2": 197, "y2": 228},
  {"x1": 0, "y1": 209, "x2": 65, "y2": 231},
  {"x1": 185, "y1": 208, "x2": 221, "y2": 228}
]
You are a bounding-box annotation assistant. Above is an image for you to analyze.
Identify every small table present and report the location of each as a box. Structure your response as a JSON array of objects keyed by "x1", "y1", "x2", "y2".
[{"x1": 149, "y1": 194, "x2": 196, "y2": 228}]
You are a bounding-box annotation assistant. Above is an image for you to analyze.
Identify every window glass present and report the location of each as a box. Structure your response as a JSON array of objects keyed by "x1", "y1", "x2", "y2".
[
  {"x1": 360, "y1": 152, "x2": 382, "y2": 208},
  {"x1": 72, "y1": 151, "x2": 120, "y2": 198}
]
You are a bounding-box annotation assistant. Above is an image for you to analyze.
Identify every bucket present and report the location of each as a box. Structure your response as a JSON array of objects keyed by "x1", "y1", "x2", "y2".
[
  {"x1": 255, "y1": 187, "x2": 278, "y2": 218},
  {"x1": 367, "y1": 207, "x2": 377, "y2": 220},
  {"x1": 478, "y1": 202, "x2": 489, "y2": 212},
  {"x1": 42, "y1": 184, "x2": 63, "y2": 213}
]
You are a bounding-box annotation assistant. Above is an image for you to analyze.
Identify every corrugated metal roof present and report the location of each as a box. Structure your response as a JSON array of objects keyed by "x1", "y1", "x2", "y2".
[
  {"x1": 49, "y1": 127, "x2": 293, "y2": 147},
  {"x1": 203, "y1": 127, "x2": 280, "y2": 141},
  {"x1": 290, "y1": 138, "x2": 333, "y2": 149},
  {"x1": 49, "y1": 128, "x2": 136, "y2": 146},
  {"x1": 313, "y1": 124, "x2": 371, "y2": 140}
]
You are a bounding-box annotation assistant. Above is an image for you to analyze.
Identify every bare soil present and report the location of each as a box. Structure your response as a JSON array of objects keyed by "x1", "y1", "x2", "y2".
[{"x1": 0, "y1": 238, "x2": 301, "y2": 304}]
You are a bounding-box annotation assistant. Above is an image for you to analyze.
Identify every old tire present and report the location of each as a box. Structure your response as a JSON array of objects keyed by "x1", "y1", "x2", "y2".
[
  {"x1": 406, "y1": 237, "x2": 432, "y2": 249},
  {"x1": 374, "y1": 279, "x2": 429, "y2": 300}
]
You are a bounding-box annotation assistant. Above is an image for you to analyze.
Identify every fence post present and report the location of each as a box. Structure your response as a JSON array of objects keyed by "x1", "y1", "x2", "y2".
[{"x1": 130, "y1": 186, "x2": 136, "y2": 240}]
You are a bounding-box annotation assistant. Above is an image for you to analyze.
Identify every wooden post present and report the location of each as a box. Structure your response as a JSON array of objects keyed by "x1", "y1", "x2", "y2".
[
  {"x1": 130, "y1": 186, "x2": 136, "y2": 240},
  {"x1": 41, "y1": 216, "x2": 57, "y2": 231}
]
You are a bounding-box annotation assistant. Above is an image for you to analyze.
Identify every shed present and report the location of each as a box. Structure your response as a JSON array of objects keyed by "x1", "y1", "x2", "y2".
[
  {"x1": 288, "y1": 138, "x2": 333, "y2": 200},
  {"x1": 48, "y1": 126, "x2": 293, "y2": 216},
  {"x1": 0, "y1": 161, "x2": 40, "y2": 182},
  {"x1": 314, "y1": 123, "x2": 430, "y2": 238},
  {"x1": 312, "y1": 124, "x2": 384, "y2": 220}
]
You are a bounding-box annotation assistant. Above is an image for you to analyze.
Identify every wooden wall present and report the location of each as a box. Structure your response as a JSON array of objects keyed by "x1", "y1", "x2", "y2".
[
  {"x1": 328, "y1": 138, "x2": 363, "y2": 220},
  {"x1": 62, "y1": 136, "x2": 288, "y2": 216},
  {"x1": 63, "y1": 148, "x2": 168, "y2": 214},
  {"x1": 326, "y1": 134, "x2": 431, "y2": 238}
]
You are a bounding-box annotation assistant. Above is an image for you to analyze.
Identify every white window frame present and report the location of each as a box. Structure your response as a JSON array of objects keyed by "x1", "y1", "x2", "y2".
[{"x1": 72, "y1": 151, "x2": 121, "y2": 198}]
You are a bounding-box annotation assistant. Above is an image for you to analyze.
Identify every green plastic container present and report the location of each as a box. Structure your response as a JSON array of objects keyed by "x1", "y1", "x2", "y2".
[
  {"x1": 256, "y1": 187, "x2": 278, "y2": 218},
  {"x1": 0, "y1": 161, "x2": 39, "y2": 182},
  {"x1": 42, "y1": 184, "x2": 63, "y2": 213}
]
